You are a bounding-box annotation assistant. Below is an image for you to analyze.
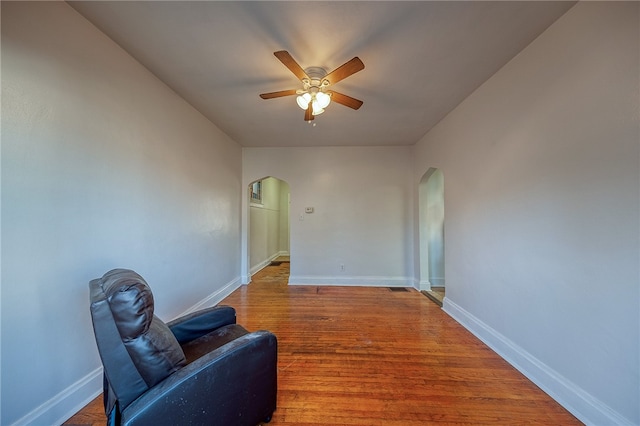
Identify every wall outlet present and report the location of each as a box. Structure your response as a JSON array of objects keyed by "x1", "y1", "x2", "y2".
[{"x1": 340, "y1": 264, "x2": 345, "y2": 272}]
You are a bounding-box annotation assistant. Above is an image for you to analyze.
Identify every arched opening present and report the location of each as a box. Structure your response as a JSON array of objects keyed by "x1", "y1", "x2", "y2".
[
  {"x1": 418, "y1": 168, "x2": 445, "y2": 305},
  {"x1": 247, "y1": 176, "x2": 290, "y2": 281}
]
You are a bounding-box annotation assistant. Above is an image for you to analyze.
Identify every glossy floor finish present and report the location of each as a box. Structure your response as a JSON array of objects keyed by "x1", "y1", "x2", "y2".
[{"x1": 66, "y1": 263, "x2": 580, "y2": 425}]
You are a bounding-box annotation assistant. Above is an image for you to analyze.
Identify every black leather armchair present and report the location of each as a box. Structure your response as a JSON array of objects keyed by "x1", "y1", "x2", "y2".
[{"x1": 89, "y1": 269, "x2": 277, "y2": 426}]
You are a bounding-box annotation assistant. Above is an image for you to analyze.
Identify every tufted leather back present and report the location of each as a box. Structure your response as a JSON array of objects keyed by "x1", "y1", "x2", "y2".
[{"x1": 89, "y1": 269, "x2": 186, "y2": 411}]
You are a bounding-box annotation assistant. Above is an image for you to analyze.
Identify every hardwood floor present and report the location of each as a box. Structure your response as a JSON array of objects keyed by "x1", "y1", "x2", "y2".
[{"x1": 65, "y1": 263, "x2": 580, "y2": 425}]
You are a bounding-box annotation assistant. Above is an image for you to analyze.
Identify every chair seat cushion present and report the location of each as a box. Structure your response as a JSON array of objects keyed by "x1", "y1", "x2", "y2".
[{"x1": 181, "y1": 324, "x2": 249, "y2": 363}]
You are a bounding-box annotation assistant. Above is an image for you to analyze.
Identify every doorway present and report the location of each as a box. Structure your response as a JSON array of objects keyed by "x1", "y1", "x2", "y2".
[
  {"x1": 248, "y1": 176, "x2": 290, "y2": 282},
  {"x1": 418, "y1": 168, "x2": 445, "y2": 305}
]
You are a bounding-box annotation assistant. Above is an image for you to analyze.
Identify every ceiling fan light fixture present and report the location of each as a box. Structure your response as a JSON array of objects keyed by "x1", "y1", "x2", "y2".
[
  {"x1": 296, "y1": 92, "x2": 312, "y2": 110},
  {"x1": 312, "y1": 103, "x2": 325, "y2": 115},
  {"x1": 260, "y1": 51, "x2": 364, "y2": 121},
  {"x1": 315, "y1": 91, "x2": 331, "y2": 109}
]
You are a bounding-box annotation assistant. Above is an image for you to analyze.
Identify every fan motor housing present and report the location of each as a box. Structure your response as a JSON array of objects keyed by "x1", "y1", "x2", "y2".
[{"x1": 303, "y1": 67, "x2": 329, "y2": 90}]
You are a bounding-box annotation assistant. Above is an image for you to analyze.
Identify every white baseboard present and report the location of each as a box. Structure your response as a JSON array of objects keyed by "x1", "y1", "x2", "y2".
[
  {"x1": 33, "y1": 279, "x2": 628, "y2": 426},
  {"x1": 177, "y1": 276, "x2": 243, "y2": 316},
  {"x1": 288, "y1": 275, "x2": 416, "y2": 288},
  {"x1": 34, "y1": 276, "x2": 244, "y2": 426},
  {"x1": 13, "y1": 367, "x2": 103, "y2": 426},
  {"x1": 419, "y1": 280, "x2": 431, "y2": 290},
  {"x1": 249, "y1": 252, "x2": 283, "y2": 276},
  {"x1": 443, "y1": 298, "x2": 633, "y2": 426},
  {"x1": 249, "y1": 258, "x2": 272, "y2": 275}
]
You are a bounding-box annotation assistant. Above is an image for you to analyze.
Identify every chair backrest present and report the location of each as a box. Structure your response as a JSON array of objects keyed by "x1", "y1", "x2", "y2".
[{"x1": 89, "y1": 269, "x2": 186, "y2": 411}]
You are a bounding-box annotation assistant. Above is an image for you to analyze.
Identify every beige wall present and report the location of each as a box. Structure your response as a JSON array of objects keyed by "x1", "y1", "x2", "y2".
[
  {"x1": 243, "y1": 146, "x2": 414, "y2": 286},
  {"x1": 413, "y1": 2, "x2": 639, "y2": 424},
  {"x1": 1, "y1": 2, "x2": 242, "y2": 424}
]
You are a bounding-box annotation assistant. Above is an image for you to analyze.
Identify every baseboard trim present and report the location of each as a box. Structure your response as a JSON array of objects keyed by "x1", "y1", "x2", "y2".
[
  {"x1": 32, "y1": 279, "x2": 627, "y2": 426},
  {"x1": 442, "y1": 298, "x2": 633, "y2": 426},
  {"x1": 177, "y1": 276, "x2": 243, "y2": 316},
  {"x1": 249, "y1": 252, "x2": 282, "y2": 276},
  {"x1": 288, "y1": 275, "x2": 417, "y2": 288},
  {"x1": 36, "y1": 276, "x2": 243, "y2": 426},
  {"x1": 12, "y1": 367, "x2": 103, "y2": 426},
  {"x1": 419, "y1": 280, "x2": 432, "y2": 290}
]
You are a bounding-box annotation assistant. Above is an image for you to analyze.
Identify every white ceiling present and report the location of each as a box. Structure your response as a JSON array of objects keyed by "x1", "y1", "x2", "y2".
[{"x1": 69, "y1": 1, "x2": 575, "y2": 147}]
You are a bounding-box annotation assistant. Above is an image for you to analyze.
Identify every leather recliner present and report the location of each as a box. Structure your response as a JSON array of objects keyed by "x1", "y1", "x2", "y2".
[{"x1": 89, "y1": 269, "x2": 277, "y2": 425}]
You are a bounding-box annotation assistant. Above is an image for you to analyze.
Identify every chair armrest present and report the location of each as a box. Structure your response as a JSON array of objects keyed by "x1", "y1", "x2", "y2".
[
  {"x1": 120, "y1": 331, "x2": 277, "y2": 426},
  {"x1": 167, "y1": 306, "x2": 236, "y2": 344}
]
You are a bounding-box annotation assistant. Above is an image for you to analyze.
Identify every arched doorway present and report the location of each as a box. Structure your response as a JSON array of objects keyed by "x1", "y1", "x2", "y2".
[
  {"x1": 247, "y1": 176, "x2": 290, "y2": 280},
  {"x1": 418, "y1": 168, "x2": 445, "y2": 305}
]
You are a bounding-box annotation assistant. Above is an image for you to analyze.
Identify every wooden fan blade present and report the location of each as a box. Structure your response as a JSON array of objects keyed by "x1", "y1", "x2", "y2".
[
  {"x1": 274, "y1": 51, "x2": 309, "y2": 81},
  {"x1": 304, "y1": 103, "x2": 314, "y2": 121},
  {"x1": 323, "y1": 57, "x2": 364, "y2": 85},
  {"x1": 328, "y1": 91, "x2": 364, "y2": 110},
  {"x1": 260, "y1": 89, "x2": 298, "y2": 99}
]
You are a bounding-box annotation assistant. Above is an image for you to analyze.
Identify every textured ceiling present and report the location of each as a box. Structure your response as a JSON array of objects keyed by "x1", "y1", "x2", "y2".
[{"x1": 70, "y1": 1, "x2": 575, "y2": 147}]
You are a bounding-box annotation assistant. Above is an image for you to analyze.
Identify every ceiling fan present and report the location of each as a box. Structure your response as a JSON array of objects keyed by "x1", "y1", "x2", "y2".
[{"x1": 259, "y1": 50, "x2": 364, "y2": 121}]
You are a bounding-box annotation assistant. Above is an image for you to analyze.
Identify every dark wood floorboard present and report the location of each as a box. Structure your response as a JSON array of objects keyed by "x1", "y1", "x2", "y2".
[{"x1": 65, "y1": 263, "x2": 581, "y2": 425}]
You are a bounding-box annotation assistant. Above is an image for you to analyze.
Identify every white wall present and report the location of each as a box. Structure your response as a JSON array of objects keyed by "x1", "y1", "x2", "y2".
[
  {"x1": 249, "y1": 177, "x2": 289, "y2": 273},
  {"x1": 243, "y1": 147, "x2": 414, "y2": 287},
  {"x1": 414, "y1": 2, "x2": 639, "y2": 424},
  {"x1": 1, "y1": 2, "x2": 242, "y2": 424}
]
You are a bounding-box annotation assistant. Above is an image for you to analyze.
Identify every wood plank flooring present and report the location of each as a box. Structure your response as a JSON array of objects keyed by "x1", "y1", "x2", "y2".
[{"x1": 65, "y1": 263, "x2": 581, "y2": 425}]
